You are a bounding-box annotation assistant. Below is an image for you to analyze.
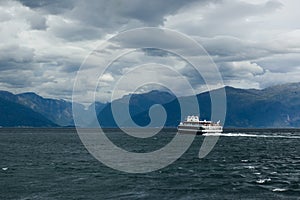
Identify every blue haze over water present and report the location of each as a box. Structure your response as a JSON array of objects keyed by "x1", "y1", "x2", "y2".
[{"x1": 0, "y1": 128, "x2": 300, "y2": 199}]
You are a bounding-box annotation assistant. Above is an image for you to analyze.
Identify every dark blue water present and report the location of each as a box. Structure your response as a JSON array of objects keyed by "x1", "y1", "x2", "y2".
[{"x1": 0, "y1": 128, "x2": 300, "y2": 199}]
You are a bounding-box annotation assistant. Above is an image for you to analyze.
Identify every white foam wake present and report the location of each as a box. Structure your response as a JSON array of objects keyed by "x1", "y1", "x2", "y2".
[
  {"x1": 256, "y1": 178, "x2": 271, "y2": 184},
  {"x1": 272, "y1": 188, "x2": 288, "y2": 192},
  {"x1": 203, "y1": 133, "x2": 300, "y2": 139}
]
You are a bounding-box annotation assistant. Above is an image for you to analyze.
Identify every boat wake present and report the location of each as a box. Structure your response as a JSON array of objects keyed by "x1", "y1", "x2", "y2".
[{"x1": 203, "y1": 133, "x2": 300, "y2": 139}]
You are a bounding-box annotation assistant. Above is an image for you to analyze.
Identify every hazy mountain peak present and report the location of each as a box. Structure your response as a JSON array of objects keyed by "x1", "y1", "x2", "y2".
[{"x1": 1, "y1": 82, "x2": 300, "y2": 127}]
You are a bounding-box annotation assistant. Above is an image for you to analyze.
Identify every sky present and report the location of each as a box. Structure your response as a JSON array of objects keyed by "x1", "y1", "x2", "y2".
[{"x1": 0, "y1": 0, "x2": 299, "y2": 102}]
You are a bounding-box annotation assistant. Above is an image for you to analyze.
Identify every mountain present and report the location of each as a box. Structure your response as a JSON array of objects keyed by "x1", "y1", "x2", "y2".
[
  {"x1": 1, "y1": 82, "x2": 300, "y2": 128},
  {"x1": 0, "y1": 90, "x2": 107, "y2": 127},
  {"x1": 97, "y1": 82, "x2": 300, "y2": 128},
  {"x1": 223, "y1": 86, "x2": 287, "y2": 127},
  {"x1": 97, "y1": 90, "x2": 176, "y2": 127},
  {"x1": 0, "y1": 96, "x2": 58, "y2": 127},
  {"x1": 0, "y1": 91, "x2": 76, "y2": 126},
  {"x1": 16, "y1": 92, "x2": 75, "y2": 126}
]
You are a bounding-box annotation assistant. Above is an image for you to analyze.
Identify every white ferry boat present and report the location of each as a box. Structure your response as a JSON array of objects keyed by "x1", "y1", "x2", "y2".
[{"x1": 178, "y1": 115, "x2": 223, "y2": 134}]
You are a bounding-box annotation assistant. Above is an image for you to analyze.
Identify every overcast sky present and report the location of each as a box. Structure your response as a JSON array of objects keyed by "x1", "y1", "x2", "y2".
[{"x1": 0, "y1": 0, "x2": 299, "y2": 102}]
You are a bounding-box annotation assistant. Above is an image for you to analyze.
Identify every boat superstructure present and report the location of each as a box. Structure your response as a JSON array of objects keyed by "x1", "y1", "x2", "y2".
[{"x1": 178, "y1": 115, "x2": 223, "y2": 134}]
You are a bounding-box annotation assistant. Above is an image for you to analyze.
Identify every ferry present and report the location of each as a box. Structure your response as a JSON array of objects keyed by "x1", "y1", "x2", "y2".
[{"x1": 178, "y1": 115, "x2": 223, "y2": 134}]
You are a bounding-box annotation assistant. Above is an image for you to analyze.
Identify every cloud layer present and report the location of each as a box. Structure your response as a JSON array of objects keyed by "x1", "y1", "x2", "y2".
[{"x1": 0, "y1": 0, "x2": 299, "y2": 102}]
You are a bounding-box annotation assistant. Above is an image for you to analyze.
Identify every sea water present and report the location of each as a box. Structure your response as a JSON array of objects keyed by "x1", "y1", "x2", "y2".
[{"x1": 0, "y1": 128, "x2": 299, "y2": 199}]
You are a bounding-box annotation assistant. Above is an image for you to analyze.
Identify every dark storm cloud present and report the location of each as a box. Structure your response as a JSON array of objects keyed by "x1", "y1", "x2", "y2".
[
  {"x1": 17, "y1": 0, "x2": 75, "y2": 14},
  {"x1": 18, "y1": 0, "x2": 206, "y2": 41},
  {"x1": 257, "y1": 54, "x2": 300, "y2": 73},
  {"x1": 0, "y1": 45, "x2": 35, "y2": 71},
  {"x1": 0, "y1": 0, "x2": 299, "y2": 100},
  {"x1": 27, "y1": 14, "x2": 47, "y2": 30},
  {"x1": 167, "y1": 0, "x2": 283, "y2": 37},
  {"x1": 59, "y1": 62, "x2": 81, "y2": 73},
  {"x1": 199, "y1": 36, "x2": 275, "y2": 62},
  {"x1": 142, "y1": 48, "x2": 170, "y2": 57},
  {"x1": 204, "y1": 0, "x2": 282, "y2": 21},
  {"x1": 68, "y1": 0, "x2": 204, "y2": 27},
  {"x1": 49, "y1": 20, "x2": 103, "y2": 41},
  {"x1": 0, "y1": 72, "x2": 34, "y2": 88}
]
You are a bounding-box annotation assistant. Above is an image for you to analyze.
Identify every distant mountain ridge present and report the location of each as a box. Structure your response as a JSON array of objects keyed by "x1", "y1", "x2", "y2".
[
  {"x1": 97, "y1": 82, "x2": 300, "y2": 128},
  {"x1": 0, "y1": 91, "x2": 107, "y2": 127},
  {"x1": 97, "y1": 90, "x2": 176, "y2": 127},
  {"x1": 1, "y1": 82, "x2": 300, "y2": 128},
  {"x1": 0, "y1": 91, "x2": 76, "y2": 126},
  {"x1": 0, "y1": 96, "x2": 58, "y2": 127}
]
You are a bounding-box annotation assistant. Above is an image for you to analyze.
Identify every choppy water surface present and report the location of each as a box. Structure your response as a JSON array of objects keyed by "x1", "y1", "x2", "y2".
[{"x1": 0, "y1": 128, "x2": 300, "y2": 199}]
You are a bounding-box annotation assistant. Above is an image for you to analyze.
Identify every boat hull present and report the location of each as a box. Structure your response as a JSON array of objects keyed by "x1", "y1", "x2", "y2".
[{"x1": 177, "y1": 127, "x2": 223, "y2": 135}]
